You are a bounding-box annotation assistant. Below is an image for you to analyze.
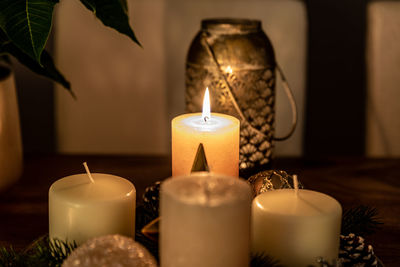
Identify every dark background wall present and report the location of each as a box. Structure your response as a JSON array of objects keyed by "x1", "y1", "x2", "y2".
[
  {"x1": 14, "y1": 63, "x2": 56, "y2": 155},
  {"x1": 14, "y1": 35, "x2": 56, "y2": 155},
  {"x1": 304, "y1": 0, "x2": 367, "y2": 157},
  {"x1": 15, "y1": 0, "x2": 367, "y2": 156}
]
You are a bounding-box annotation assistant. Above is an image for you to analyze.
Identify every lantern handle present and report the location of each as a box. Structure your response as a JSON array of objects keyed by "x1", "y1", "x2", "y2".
[
  {"x1": 274, "y1": 64, "x2": 297, "y2": 141},
  {"x1": 201, "y1": 32, "x2": 297, "y2": 141}
]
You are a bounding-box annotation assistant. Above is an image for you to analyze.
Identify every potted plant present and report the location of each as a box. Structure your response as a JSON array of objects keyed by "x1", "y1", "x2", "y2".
[{"x1": 0, "y1": 0, "x2": 140, "y2": 191}]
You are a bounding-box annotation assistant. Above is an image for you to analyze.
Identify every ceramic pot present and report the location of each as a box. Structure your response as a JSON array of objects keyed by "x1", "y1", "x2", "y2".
[{"x1": 0, "y1": 65, "x2": 23, "y2": 192}]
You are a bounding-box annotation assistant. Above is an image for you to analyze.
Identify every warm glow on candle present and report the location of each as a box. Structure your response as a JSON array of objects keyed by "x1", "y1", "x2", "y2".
[
  {"x1": 172, "y1": 88, "x2": 240, "y2": 177},
  {"x1": 202, "y1": 88, "x2": 211, "y2": 122}
]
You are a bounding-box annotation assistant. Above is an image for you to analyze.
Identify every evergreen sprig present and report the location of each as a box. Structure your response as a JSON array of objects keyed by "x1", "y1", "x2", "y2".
[
  {"x1": 0, "y1": 236, "x2": 76, "y2": 267},
  {"x1": 341, "y1": 205, "x2": 383, "y2": 236},
  {"x1": 251, "y1": 253, "x2": 282, "y2": 267},
  {"x1": 0, "y1": 246, "x2": 23, "y2": 267}
]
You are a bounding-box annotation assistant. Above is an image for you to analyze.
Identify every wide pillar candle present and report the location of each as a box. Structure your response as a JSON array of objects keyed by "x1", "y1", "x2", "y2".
[
  {"x1": 160, "y1": 174, "x2": 252, "y2": 267},
  {"x1": 49, "y1": 173, "x2": 136, "y2": 245},
  {"x1": 252, "y1": 189, "x2": 342, "y2": 267},
  {"x1": 172, "y1": 112, "x2": 239, "y2": 176}
]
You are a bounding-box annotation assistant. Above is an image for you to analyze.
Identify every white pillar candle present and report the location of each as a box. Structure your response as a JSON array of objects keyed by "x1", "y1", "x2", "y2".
[
  {"x1": 172, "y1": 88, "x2": 240, "y2": 177},
  {"x1": 160, "y1": 174, "x2": 252, "y2": 267},
  {"x1": 252, "y1": 189, "x2": 342, "y2": 267},
  {"x1": 49, "y1": 173, "x2": 136, "y2": 245}
]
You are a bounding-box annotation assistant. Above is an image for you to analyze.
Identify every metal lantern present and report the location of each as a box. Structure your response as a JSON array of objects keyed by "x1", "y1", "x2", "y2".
[{"x1": 185, "y1": 18, "x2": 297, "y2": 175}]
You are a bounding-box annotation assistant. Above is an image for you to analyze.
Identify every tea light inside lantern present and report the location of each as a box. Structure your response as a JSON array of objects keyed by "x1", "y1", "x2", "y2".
[{"x1": 172, "y1": 88, "x2": 240, "y2": 177}]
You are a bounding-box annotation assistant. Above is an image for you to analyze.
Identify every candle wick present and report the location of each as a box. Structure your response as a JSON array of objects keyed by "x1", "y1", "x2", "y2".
[
  {"x1": 83, "y1": 162, "x2": 95, "y2": 184},
  {"x1": 203, "y1": 116, "x2": 209, "y2": 122},
  {"x1": 293, "y1": 174, "x2": 299, "y2": 197}
]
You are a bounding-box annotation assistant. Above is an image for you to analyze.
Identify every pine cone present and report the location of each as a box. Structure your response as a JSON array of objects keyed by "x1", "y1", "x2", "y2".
[
  {"x1": 142, "y1": 181, "x2": 161, "y2": 215},
  {"x1": 339, "y1": 233, "x2": 379, "y2": 267}
]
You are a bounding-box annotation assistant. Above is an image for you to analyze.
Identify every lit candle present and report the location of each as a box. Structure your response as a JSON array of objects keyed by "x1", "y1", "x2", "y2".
[
  {"x1": 172, "y1": 88, "x2": 240, "y2": 177},
  {"x1": 49, "y1": 163, "x2": 136, "y2": 245},
  {"x1": 251, "y1": 178, "x2": 342, "y2": 267},
  {"x1": 160, "y1": 173, "x2": 252, "y2": 267}
]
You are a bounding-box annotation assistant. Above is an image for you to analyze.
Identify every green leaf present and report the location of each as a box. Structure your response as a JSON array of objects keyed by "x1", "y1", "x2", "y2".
[
  {"x1": 0, "y1": 0, "x2": 57, "y2": 64},
  {"x1": 0, "y1": 29, "x2": 72, "y2": 92},
  {"x1": 80, "y1": 0, "x2": 141, "y2": 46}
]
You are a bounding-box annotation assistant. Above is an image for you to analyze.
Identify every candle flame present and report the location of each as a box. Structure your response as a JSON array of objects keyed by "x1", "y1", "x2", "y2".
[
  {"x1": 225, "y1": 66, "x2": 233, "y2": 74},
  {"x1": 202, "y1": 87, "x2": 211, "y2": 122}
]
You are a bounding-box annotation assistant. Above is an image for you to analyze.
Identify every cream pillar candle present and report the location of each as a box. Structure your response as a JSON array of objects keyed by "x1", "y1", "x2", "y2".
[
  {"x1": 252, "y1": 189, "x2": 342, "y2": 267},
  {"x1": 49, "y1": 172, "x2": 136, "y2": 245},
  {"x1": 160, "y1": 174, "x2": 252, "y2": 267},
  {"x1": 172, "y1": 88, "x2": 240, "y2": 176}
]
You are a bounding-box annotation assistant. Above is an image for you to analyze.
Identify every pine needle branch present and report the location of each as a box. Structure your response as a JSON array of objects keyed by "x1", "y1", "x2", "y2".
[
  {"x1": 341, "y1": 205, "x2": 383, "y2": 236},
  {"x1": 251, "y1": 253, "x2": 282, "y2": 267},
  {"x1": 0, "y1": 246, "x2": 25, "y2": 267},
  {"x1": 0, "y1": 236, "x2": 76, "y2": 267}
]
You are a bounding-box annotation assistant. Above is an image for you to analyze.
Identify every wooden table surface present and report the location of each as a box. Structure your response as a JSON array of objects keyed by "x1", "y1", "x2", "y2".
[{"x1": 0, "y1": 155, "x2": 399, "y2": 266}]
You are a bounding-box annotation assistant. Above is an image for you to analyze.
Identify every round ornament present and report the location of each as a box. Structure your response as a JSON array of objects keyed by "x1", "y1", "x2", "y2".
[
  {"x1": 62, "y1": 235, "x2": 157, "y2": 267},
  {"x1": 248, "y1": 170, "x2": 303, "y2": 197}
]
